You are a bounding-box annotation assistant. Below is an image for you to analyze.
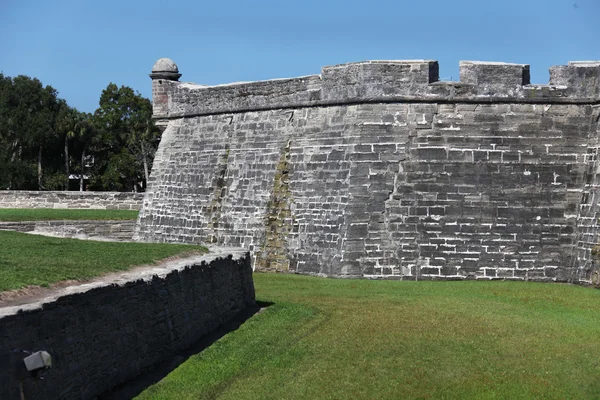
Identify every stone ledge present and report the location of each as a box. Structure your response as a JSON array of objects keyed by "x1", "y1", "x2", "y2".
[
  {"x1": 0, "y1": 220, "x2": 137, "y2": 241},
  {"x1": 0, "y1": 191, "x2": 144, "y2": 210}
]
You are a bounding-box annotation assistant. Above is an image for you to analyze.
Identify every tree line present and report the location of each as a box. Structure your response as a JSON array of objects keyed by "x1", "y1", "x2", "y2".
[{"x1": 0, "y1": 73, "x2": 160, "y2": 192}]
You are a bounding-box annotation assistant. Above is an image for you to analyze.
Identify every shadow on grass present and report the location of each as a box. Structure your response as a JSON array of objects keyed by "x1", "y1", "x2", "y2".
[{"x1": 98, "y1": 301, "x2": 274, "y2": 400}]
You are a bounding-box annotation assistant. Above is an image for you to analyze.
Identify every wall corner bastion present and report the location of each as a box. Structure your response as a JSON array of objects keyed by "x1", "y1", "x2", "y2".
[{"x1": 138, "y1": 57, "x2": 600, "y2": 282}]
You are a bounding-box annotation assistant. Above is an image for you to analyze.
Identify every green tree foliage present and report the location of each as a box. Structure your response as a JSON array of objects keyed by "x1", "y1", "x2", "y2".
[
  {"x1": 90, "y1": 83, "x2": 159, "y2": 192},
  {"x1": 0, "y1": 75, "x2": 159, "y2": 192},
  {"x1": 0, "y1": 74, "x2": 61, "y2": 189},
  {"x1": 62, "y1": 109, "x2": 99, "y2": 191}
]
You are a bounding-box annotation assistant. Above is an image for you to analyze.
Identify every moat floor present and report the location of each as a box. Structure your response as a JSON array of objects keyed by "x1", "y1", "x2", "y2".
[{"x1": 139, "y1": 274, "x2": 600, "y2": 400}]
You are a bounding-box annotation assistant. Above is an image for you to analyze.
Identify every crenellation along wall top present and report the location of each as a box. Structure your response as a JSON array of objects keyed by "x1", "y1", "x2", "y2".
[{"x1": 152, "y1": 59, "x2": 600, "y2": 119}]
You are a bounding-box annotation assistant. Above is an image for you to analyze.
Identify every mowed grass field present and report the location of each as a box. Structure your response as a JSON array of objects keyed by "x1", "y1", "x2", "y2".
[
  {"x1": 139, "y1": 273, "x2": 600, "y2": 400},
  {"x1": 0, "y1": 230, "x2": 206, "y2": 292},
  {"x1": 0, "y1": 208, "x2": 139, "y2": 221}
]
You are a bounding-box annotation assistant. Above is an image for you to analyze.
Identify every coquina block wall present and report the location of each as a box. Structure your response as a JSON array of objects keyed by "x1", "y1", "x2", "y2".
[
  {"x1": 0, "y1": 251, "x2": 255, "y2": 400},
  {"x1": 0, "y1": 191, "x2": 143, "y2": 210},
  {"x1": 136, "y1": 58, "x2": 600, "y2": 282},
  {"x1": 0, "y1": 220, "x2": 137, "y2": 241}
]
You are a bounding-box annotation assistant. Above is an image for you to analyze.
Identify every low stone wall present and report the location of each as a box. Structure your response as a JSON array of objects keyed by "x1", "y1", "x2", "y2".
[
  {"x1": 0, "y1": 220, "x2": 137, "y2": 241},
  {"x1": 0, "y1": 250, "x2": 255, "y2": 400},
  {"x1": 0, "y1": 191, "x2": 143, "y2": 210}
]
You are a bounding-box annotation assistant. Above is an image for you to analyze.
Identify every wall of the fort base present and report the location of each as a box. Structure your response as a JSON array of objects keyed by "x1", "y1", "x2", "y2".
[
  {"x1": 0, "y1": 220, "x2": 136, "y2": 240},
  {"x1": 137, "y1": 60, "x2": 600, "y2": 282},
  {"x1": 0, "y1": 191, "x2": 144, "y2": 210},
  {"x1": 0, "y1": 252, "x2": 255, "y2": 400}
]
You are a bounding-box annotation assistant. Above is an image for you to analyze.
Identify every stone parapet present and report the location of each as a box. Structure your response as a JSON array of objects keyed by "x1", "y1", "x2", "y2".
[{"x1": 156, "y1": 60, "x2": 600, "y2": 120}]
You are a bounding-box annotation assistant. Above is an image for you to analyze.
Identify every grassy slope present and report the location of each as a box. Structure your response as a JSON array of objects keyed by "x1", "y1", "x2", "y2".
[
  {"x1": 0, "y1": 231, "x2": 206, "y2": 291},
  {"x1": 139, "y1": 274, "x2": 600, "y2": 400},
  {"x1": 0, "y1": 208, "x2": 139, "y2": 221}
]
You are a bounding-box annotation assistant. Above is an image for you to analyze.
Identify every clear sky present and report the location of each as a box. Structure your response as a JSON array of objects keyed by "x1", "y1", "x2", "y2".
[{"x1": 1, "y1": 0, "x2": 598, "y2": 113}]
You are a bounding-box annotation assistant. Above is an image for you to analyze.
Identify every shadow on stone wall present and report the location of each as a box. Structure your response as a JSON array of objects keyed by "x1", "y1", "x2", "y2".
[{"x1": 99, "y1": 301, "x2": 273, "y2": 400}]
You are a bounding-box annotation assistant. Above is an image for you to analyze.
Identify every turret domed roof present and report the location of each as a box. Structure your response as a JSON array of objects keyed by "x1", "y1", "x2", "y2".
[{"x1": 152, "y1": 58, "x2": 179, "y2": 73}]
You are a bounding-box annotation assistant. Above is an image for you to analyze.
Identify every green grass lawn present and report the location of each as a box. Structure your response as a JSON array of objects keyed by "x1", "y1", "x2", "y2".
[
  {"x1": 0, "y1": 208, "x2": 139, "y2": 221},
  {"x1": 0, "y1": 231, "x2": 206, "y2": 292},
  {"x1": 139, "y1": 274, "x2": 600, "y2": 400}
]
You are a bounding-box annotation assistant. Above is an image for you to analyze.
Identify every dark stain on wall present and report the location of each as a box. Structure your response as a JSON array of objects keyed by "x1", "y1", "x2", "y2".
[{"x1": 255, "y1": 140, "x2": 293, "y2": 271}]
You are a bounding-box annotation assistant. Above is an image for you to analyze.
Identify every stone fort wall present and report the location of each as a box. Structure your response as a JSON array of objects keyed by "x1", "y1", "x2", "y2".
[{"x1": 136, "y1": 59, "x2": 600, "y2": 282}]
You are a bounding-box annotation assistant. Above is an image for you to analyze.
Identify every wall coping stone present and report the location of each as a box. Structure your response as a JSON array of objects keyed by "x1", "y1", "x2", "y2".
[{"x1": 0, "y1": 248, "x2": 247, "y2": 316}]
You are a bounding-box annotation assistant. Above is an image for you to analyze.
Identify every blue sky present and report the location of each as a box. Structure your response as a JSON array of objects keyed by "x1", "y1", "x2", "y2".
[{"x1": 1, "y1": 0, "x2": 598, "y2": 113}]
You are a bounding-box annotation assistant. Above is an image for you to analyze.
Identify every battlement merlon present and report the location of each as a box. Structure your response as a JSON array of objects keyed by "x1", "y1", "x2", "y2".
[{"x1": 150, "y1": 59, "x2": 600, "y2": 120}]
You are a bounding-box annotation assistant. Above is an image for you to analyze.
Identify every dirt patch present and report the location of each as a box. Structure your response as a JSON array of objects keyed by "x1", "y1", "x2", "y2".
[{"x1": 0, "y1": 280, "x2": 83, "y2": 307}]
